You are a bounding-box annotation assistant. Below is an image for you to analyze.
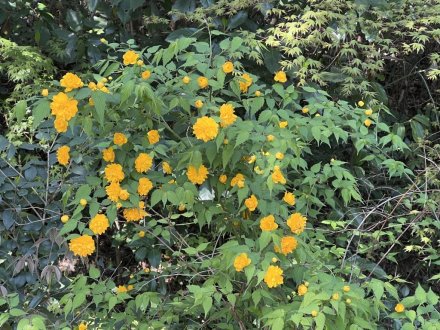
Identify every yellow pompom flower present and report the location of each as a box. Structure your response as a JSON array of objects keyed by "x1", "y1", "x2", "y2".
[
  {"x1": 57, "y1": 146, "x2": 70, "y2": 166},
  {"x1": 88, "y1": 82, "x2": 97, "y2": 91},
  {"x1": 222, "y1": 61, "x2": 234, "y2": 74},
  {"x1": 194, "y1": 100, "x2": 204, "y2": 109},
  {"x1": 197, "y1": 76, "x2": 209, "y2": 89},
  {"x1": 358, "y1": 100, "x2": 365, "y2": 107},
  {"x1": 365, "y1": 109, "x2": 373, "y2": 116},
  {"x1": 239, "y1": 73, "x2": 253, "y2": 93},
  {"x1": 343, "y1": 285, "x2": 350, "y2": 292},
  {"x1": 119, "y1": 189, "x2": 130, "y2": 201},
  {"x1": 275, "y1": 152, "x2": 284, "y2": 160},
  {"x1": 137, "y1": 60, "x2": 144, "y2": 66},
  {"x1": 264, "y1": 265, "x2": 284, "y2": 288},
  {"x1": 231, "y1": 173, "x2": 245, "y2": 188},
  {"x1": 255, "y1": 90, "x2": 262, "y2": 97},
  {"x1": 272, "y1": 166, "x2": 286, "y2": 184},
  {"x1": 219, "y1": 174, "x2": 227, "y2": 184},
  {"x1": 123, "y1": 50, "x2": 139, "y2": 65},
  {"x1": 147, "y1": 130, "x2": 160, "y2": 144},
  {"x1": 141, "y1": 70, "x2": 151, "y2": 80},
  {"x1": 395, "y1": 303, "x2": 405, "y2": 313},
  {"x1": 346, "y1": 298, "x2": 352, "y2": 304},
  {"x1": 50, "y1": 92, "x2": 78, "y2": 121},
  {"x1": 138, "y1": 230, "x2": 145, "y2": 238},
  {"x1": 267, "y1": 135, "x2": 275, "y2": 142},
  {"x1": 274, "y1": 71, "x2": 287, "y2": 83},
  {"x1": 302, "y1": 107, "x2": 309, "y2": 114},
  {"x1": 41, "y1": 89, "x2": 49, "y2": 97},
  {"x1": 106, "y1": 181, "x2": 121, "y2": 202},
  {"x1": 102, "y1": 147, "x2": 115, "y2": 162},
  {"x1": 332, "y1": 293, "x2": 340, "y2": 301},
  {"x1": 182, "y1": 76, "x2": 191, "y2": 84},
  {"x1": 279, "y1": 236, "x2": 298, "y2": 255},
  {"x1": 233, "y1": 253, "x2": 251, "y2": 272},
  {"x1": 311, "y1": 310, "x2": 318, "y2": 317},
  {"x1": 364, "y1": 119, "x2": 372, "y2": 127},
  {"x1": 244, "y1": 194, "x2": 258, "y2": 212},
  {"x1": 260, "y1": 215, "x2": 278, "y2": 231},
  {"x1": 116, "y1": 285, "x2": 128, "y2": 293},
  {"x1": 162, "y1": 161, "x2": 172, "y2": 174},
  {"x1": 138, "y1": 177, "x2": 153, "y2": 196},
  {"x1": 187, "y1": 164, "x2": 209, "y2": 185},
  {"x1": 79, "y1": 323, "x2": 88, "y2": 330},
  {"x1": 283, "y1": 192, "x2": 295, "y2": 206},
  {"x1": 135, "y1": 153, "x2": 153, "y2": 173},
  {"x1": 104, "y1": 163, "x2": 125, "y2": 182},
  {"x1": 80, "y1": 199, "x2": 87, "y2": 206},
  {"x1": 287, "y1": 213, "x2": 307, "y2": 234},
  {"x1": 219, "y1": 103, "x2": 237, "y2": 128},
  {"x1": 54, "y1": 117, "x2": 68, "y2": 133},
  {"x1": 297, "y1": 284, "x2": 308, "y2": 296},
  {"x1": 89, "y1": 214, "x2": 109, "y2": 235},
  {"x1": 69, "y1": 235, "x2": 95, "y2": 257},
  {"x1": 123, "y1": 202, "x2": 148, "y2": 222},
  {"x1": 113, "y1": 132, "x2": 128, "y2": 146},
  {"x1": 61, "y1": 215, "x2": 69, "y2": 223},
  {"x1": 279, "y1": 121, "x2": 288, "y2": 128},
  {"x1": 193, "y1": 116, "x2": 219, "y2": 142},
  {"x1": 60, "y1": 72, "x2": 84, "y2": 92}
]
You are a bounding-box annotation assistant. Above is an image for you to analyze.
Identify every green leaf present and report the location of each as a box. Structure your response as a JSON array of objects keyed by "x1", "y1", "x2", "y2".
[
  {"x1": 32, "y1": 100, "x2": 50, "y2": 128},
  {"x1": 235, "y1": 131, "x2": 249, "y2": 147},
  {"x1": 92, "y1": 92, "x2": 106, "y2": 125},
  {"x1": 315, "y1": 313, "x2": 325, "y2": 330},
  {"x1": 9, "y1": 308, "x2": 26, "y2": 317},
  {"x1": 13, "y1": 100, "x2": 27, "y2": 122},
  {"x1": 202, "y1": 296, "x2": 212, "y2": 317},
  {"x1": 89, "y1": 266, "x2": 100, "y2": 279},
  {"x1": 59, "y1": 218, "x2": 78, "y2": 235}
]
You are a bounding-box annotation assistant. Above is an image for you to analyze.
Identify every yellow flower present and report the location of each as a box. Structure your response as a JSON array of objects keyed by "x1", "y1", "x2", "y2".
[
  {"x1": 358, "y1": 100, "x2": 365, "y2": 107},
  {"x1": 244, "y1": 194, "x2": 258, "y2": 212},
  {"x1": 193, "y1": 116, "x2": 219, "y2": 142},
  {"x1": 69, "y1": 235, "x2": 95, "y2": 257},
  {"x1": 182, "y1": 76, "x2": 191, "y2": 84},
  {"x1": 88, "y1": 97, "x2": 94, "y2": 106},
  {"x1": 60, "y1": 73, "x2": 84, "y2": 92},
  {"x1": 141, "y1": 70, "x2": 151, "y2": 80},
  {"x1": 88, "y1": 82, "x2": 97, "y2": 91},
  {"x1": 41, "y1": 89, "x2": 49, "y2": 97},
  {"x1": 61, "y1": 215, "x2": 69, "y2": 223},
  {"x1": 80, "y1": 199, "x2": 87, "y2": 206},
  {"x1": 231, "y1": 173, "x2": 245, "y2": 188},
  {"x1": 364, "y1": 119, "x2": 372, "y2": 127},
  {"x1": 178, "y1": 203, "x2": 186, "y2": 211},
  {"x1": 135, "y1": 153, "x2": 153, "y2": 173},
  {"x1": 302, "y1": 107, "x2": 309, "y2": 114},
  {"x1": 138, "y1": 177, "x2": 153, "y2": 196},
  {"x1": 264, "y1": 265, "x2": 283, "y2": 288},
  {"x1": 195, "y1": 100, "x2": 204, "y2": 109},
  {"x1": 332, "y1": 293, "x2": 340, "y2": 301},
  {"x1": 260, "y1": 215, "x2": 278, "y2": 231},
  {"x1": 275, "y1": 152, "x2": 284, "y2": 160},
  {"x1": 254, "y1": 166, "x2": 264, "y2": 175},
  {"x1": 123, "y1": 50, "x2": 139, "y2": 65},
  {"x1": 274, "y1": 71, "x2": 287, "y2": 83},
  {"x1": 50, "y1": 92, "x2": 78, "y2": 121},
  {"x1": 57, "y1": 146, "x2": 70, "y2": 166},
  {"x1": 102, "y1": 147, "x2": 115, "y2": 162},
  {"x1": 255, "y1": 90, "x2": 262, "y2": 97},
  {"x1": 127, "y1": 284, "x2": 134, "y2": 291},
  {"x1": 147, "y1": 130, "x2": 160, "y2": 144},
  {"x1": 223, "y1": 138, "x2": 228, "y2": 145},
  {"x1": 187, "y1": 164, "x2": 209, "y2": 185},
  {"x1": 343, "y1": 285, "x2": 350, "y2": 292},
  {"x1": 287, "y1": 213, "x2": 307, "y2": 234},
  {"x1": 311, "y1": 310, "x2": 318, "y2": 317},
  {"x1": 113, "y1": 132, "x2": 128, "y2": 146},
  {"x1": 219, "y1": 103, "x2": 237, "y2": 128},
  {"x1": 106, "y1": 181, "x2": 121, "y2": 202},
  {"x1": 395, "y1": 303, "x2": 405, "y2": 313},
  {"x1": 315, "y1": 113, "x2": 321, "y2": 117},
  {"x1": 279, "y1": 236, "x2": 297, "y2": 255},
  {"x1": 239, "y1": 73, "x2": 252, "y2": 93},
  {"x1": 104, "y1": 163, "x2": 125, "y2": 182},
  {"x1": 267, "y1": 135, "x2": 275, "y2": 142},
  {"x1": 162, "y1": 162, "x2": 172, "y2": 174},
  {"x1": 233, "y1": 253, "x2": 251, "y2": 272},
  {"x1": 137, "y1": 60, "x2": 144, "y2": 66},
  {"x1": 197, "y1": 76, "x2": 209, "y2": 89},
  {"x1": 97, "y1": 82, "x2": 104, "y2": 89},
  {"x1": 219, "y1": 174, "x2": 227, "y2": 184},
  {"x1": 247, "y1": 155, "x2": 256, "y2": 164},
  {"x1": 271, "y1": 257, "x2": 278, "y2": 263},
  {"x1": 54, "y1": 117, "x2": 68, "y2": 133},
  {"x1": 297, "y1": 284, "x2": 308, "y2": 296},
  {"x1": 123, "y1": 202, "x2": 148, "y2": 222},
  {"x1": 100, "y1": 38, "x2": 108, "y2": 44},
  {"x1": 119, "y1": 189, "x2": 130, "y2": 200},
  {"x1": 283, "y1": 192, "x2": 295, "y2": 206},
  {"x1": 279, "y1": 121, "x2": 288, "y2": 128},
  {"x1": 346, "y1": 298, "x2": 352, "y2": 304},
  {"x1": 89, "y1": 214, "x2": 109, "y2": 235},
  {"x1": 79, "y1": 323, "x2": 88, "y2": 330},
  {"x1": 116, "y1": 285, "x2": 128, "y2": 293},
  {"x1": 365, "y1": 109, "x2": 373, "y2": 116},
  {"x1": 138, "y1": 231, "x2": 145, "y2": 238},
  {"x1": 222, "y1": 61, "x2": 234, "y2": 74},
  {"x1": 272, "y1": 166, "x2": 286, "y2": 184}
]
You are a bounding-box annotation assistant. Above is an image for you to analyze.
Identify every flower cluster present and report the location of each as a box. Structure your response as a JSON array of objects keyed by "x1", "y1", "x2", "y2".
[
  {"x1": 50, "y1": 92, "x2": 78, "y2": 133},
  {"x1": 69, "y1": 235, "x2": 95, "y2": 257}
]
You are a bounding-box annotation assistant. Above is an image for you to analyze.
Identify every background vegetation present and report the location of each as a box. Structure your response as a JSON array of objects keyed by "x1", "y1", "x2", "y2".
[{"x1": 0, "y1": 0, "x2": 439, "y2": 329}]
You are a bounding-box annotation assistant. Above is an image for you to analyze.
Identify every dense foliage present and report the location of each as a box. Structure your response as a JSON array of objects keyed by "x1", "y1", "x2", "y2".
[{"x1": 0, "y1": 1, "x2": 439, "y2": 329}]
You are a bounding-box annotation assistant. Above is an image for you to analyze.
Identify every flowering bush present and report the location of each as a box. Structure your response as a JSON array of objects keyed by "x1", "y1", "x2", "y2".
[{"x1": 1, "y1": 36, "x2": 439, "y2": 329}]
